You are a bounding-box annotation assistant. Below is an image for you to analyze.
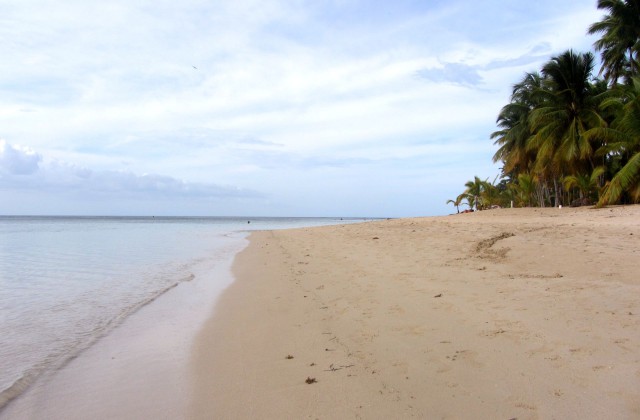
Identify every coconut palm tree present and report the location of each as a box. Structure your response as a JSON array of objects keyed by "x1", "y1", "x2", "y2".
[
  {"x1": 563, "y1": 167, "x2": 606, "y2": 205},
  {"x1": 510, "y1": 173, "x2": 537, "y2": 207},
  {"x1": 585, "y1": 77, "x2": 640, "y2": 204},
  {"x1": 446, "y1": 193, "x2": 468, "y2": 213},
  {"x1": 531, "y1": 51, "x2": 605, "y2": 166},
  {"x1": 479, "y1": 178, "x2": 505, "y2": 209},
  {"x1": 464, "y1": 176, "x2": 486, "y2": 210},
  {"x1": 492, "y1": 73, "x2": 542, "y2": 175},
  {"x1": 588, "y1": 0, "x2": 640, "y2": 84},
  {"x1": 457, "y1": 3, "x2": 640, "y2": 209},
  {"x1": 527, "y1": 51, "x2": 607, "y2": 207}
]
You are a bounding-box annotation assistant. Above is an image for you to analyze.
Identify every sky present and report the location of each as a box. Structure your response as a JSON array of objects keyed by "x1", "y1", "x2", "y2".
[{"x1": 0, "y1": 0, "x2": 603, "y2": 217}]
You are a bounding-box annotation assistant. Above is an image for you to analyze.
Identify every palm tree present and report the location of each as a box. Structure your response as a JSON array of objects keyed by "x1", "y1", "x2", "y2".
[
  {"x1": 464, "y1": 176, "x2": 485, "y2": 210},
  {"x1": 585, "y1": 77, "x2": 640, "y2": 204},
  {"x1": 563, "y1": 167, "x2": 606, "y2": 205},
  {"x1": 531, "y1": 51, "x2": 605, "y2": 168},
  {"x1": 526, "y1": 51, "x2": 607, "y2": 207},
  {"x1": 479, "y1": 178, "x2": 504, "y2": 209},
  {"x1": 588, "y1": 0, "x2": 640, "y2": 84},
  {"x1": 510, "y1": 173, "x2": 537, "y2": 207},
  {"x1": 463, "y1": 3, "x2": 640, "y2": 209},
  {"x1": 446, "y1": 193, "x2": 468, "y2": 213},
  {"x1": 491, "y1": 73, "x2": 542, "y2": 175}
]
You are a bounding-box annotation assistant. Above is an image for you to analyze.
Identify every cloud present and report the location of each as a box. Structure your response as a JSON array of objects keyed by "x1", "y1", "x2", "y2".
[
  {"x1": 0, "y1": 139, "x2": 42, "y2": 175},
  {"x1": 76, "y1": 171, "x2": 254, "y2": 200},
  {"x1": 417, "y1": 62, "x2": 484, "y2": 87},
  {"x1": 0, "y1": 0, "x2": 604, "y2": 216},
  {"x1": 0, "y1": 140, "x2": 259, "y2": 201},
  {"x1": 483, "y1": 43, "x2": 554, "y2": 71},
  {"x1": 416, "y1": 43, "x2": 557, "y2": 90}
]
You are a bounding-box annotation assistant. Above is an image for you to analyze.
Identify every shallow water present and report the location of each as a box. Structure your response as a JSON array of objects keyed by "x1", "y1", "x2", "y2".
[{"x1": 0, "y1": 216, "x2": 365, "y2": 411}]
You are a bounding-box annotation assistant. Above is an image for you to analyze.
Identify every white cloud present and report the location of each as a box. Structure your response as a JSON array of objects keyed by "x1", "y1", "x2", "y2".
[
  {"x1": 0, "y1": 0, "x2": 605, "y2": 216},
  {"x1": 0, "y1": 140, "x2": 42, "y2": 175},
  {"x1": 0, "y1": 140, "x2": 257, "y2": 203}
]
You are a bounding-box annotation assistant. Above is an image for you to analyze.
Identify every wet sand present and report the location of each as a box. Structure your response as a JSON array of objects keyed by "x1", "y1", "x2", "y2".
[
  {"x1": 0, "y1": 242, "x2": 243, "y2": 420},
  {"x1": 191, "y1": 206, "x2": 640, "y2": 419}
]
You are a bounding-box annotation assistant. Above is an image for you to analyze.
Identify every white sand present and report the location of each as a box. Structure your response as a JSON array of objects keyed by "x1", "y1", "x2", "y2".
[{"x1": 191, "y1": 206, "x2": 640, "y2": 419}]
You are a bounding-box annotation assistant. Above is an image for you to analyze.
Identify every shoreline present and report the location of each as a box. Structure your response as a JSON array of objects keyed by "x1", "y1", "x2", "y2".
[
  {"x1": 190, "y1": 206, "x2": 640, "y2": 418},
  {"x1": 0, "y1": 217, "x2": 365, "y2": 419},
  {"x1": 0, "y1": 233, "x2": 248, "y2": 420}
]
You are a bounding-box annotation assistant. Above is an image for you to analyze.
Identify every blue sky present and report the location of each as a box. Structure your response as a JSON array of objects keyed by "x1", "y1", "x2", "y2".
[{"x1": 0, "y1": 0, "x2": 601, "y2": 217}]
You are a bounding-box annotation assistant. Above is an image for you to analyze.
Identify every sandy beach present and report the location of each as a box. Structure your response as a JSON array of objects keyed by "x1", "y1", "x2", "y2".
[{"x1": 191, "y1": 206, "x2": 640, "y2": 419}]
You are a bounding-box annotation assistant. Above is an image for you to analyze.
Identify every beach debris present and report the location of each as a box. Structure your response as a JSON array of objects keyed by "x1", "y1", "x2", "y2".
[
  {"x1": 325, "y1": 363, "x2": 355, "y2": 372},
  {"x1": 310, "y1": 362, "x2": 316, "y2": 366},
  {"x1": 434, "y1": 293, "x2": 443, "y2": 298},
  {"x1": 325, "y1": 348, "x2": 335, "y2": 351},
  {"x1": 305, "y1": 377, "x2": 317, "y2": 384},
  {"x1": 372, "y1": 236, "x2": 379, "y2": 240},
  {"x1": 286, "y1": 355, "x2": 294, "y2": 359}
]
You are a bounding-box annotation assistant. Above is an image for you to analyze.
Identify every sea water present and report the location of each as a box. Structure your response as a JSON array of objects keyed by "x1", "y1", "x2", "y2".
[{"x1": 0, "y1": 216, "x2": 364, "y2": 411}]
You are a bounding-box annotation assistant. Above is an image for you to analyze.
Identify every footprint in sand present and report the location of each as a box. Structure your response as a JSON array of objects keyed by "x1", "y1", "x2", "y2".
[{"x1": 444, "y1": 350, "x2": 484, "y2": 368}]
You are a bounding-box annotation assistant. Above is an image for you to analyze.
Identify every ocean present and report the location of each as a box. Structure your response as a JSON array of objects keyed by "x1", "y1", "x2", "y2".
[{"x1": 0, "y1": 216, "x2": 365, "y2": 412}]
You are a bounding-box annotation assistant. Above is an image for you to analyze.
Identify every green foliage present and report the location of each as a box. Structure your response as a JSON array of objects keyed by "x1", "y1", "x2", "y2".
[
  {"x1": 452, "y1": 3, "x2": 640, "y2": 209},
  {"x1": 511, "y1": 173, "x2": 537, "y2": 207},
  {"x1": 563, "y1": 167, "x2": 605, "y2": 204},
  {"x1": 446, "y1": 193, "x2": 470, "y2": 213},
  {"x1": 588, "y1": 0, "x2": 640, "y2": 84},
  {"x1": 590, "y1": 78, "x2": 640, "y2": 205}
]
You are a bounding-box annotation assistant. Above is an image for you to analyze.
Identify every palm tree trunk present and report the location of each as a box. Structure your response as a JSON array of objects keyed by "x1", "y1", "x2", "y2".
[
  {"x1": 544, "y1": 181, "x2": 552, "y2": 207},
  {"x1": 536, "y1": 182, "x2": 545, "y2": 207}
]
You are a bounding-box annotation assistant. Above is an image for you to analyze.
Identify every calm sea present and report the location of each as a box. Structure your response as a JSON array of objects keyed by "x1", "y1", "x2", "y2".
[{"x1": 0, "y1": 216, "x2": 365, "y2": 410}]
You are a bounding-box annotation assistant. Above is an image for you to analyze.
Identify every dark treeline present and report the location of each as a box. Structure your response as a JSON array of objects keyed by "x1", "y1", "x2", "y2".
[{"x1": 449, "y1": 0, "x2": 640, "y2": 212}]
